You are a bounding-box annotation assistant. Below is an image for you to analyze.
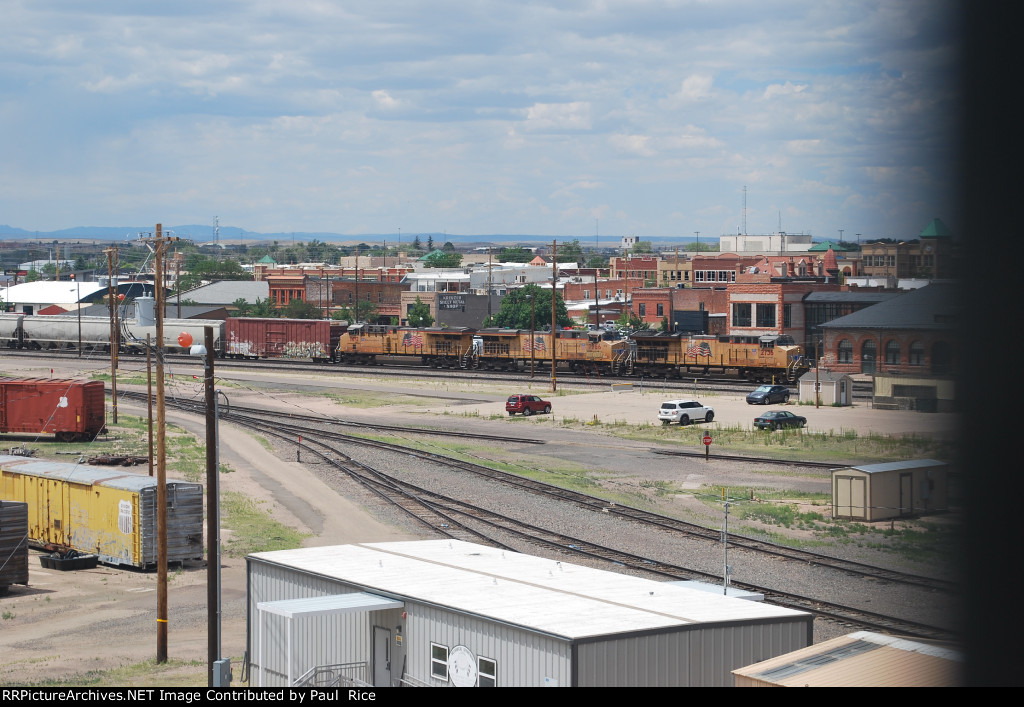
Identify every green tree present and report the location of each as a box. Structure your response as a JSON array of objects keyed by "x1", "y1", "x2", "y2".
[
  {"x1": 330, "y1": 300, "x2": 378, "y2": 323},
  {"x1": 280, "y1": 299, "x2": 322, "y2": 319},
  {"x1": 407, "y1": 296, "x2": 434, "y2": 327},
  {"x1": 423, "y1": 251, "x2": 463, "y2": 268},
  {"x1": 631, "y1": 240, "x2": 653, "y2": 255},
  {"x1": 558, "y1": 239, "x2": 584, "y2": 264},
  {"x1": 498, "y1": 247, "x2": 534, "y2": 263},
  {"x1": 179, "y1": 255, "x2": 250, "y2": 290},
  {"x1": 25, "y1": 268, "x2": 41, "y2": 283},
  {"x1": 441, "y1": 241, "x2": 456, "y2": 252},
  {"x1": 427, "y1": 235, "x2": 434, "y2": 251},
  {"x1": 412, "y1": 235, "x2": 422, "y2": 250},
  {"x1": 491, "y1": 285, "x2": 573, "y2": 330},
  {"x1": 616, "y1": 310, "x2": 649, "y2": 330}
]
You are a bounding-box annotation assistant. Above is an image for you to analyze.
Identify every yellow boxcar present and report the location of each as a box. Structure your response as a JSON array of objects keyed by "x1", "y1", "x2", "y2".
[{"x1": 0, "y1": 455, "x2": 203, "y2": 569}]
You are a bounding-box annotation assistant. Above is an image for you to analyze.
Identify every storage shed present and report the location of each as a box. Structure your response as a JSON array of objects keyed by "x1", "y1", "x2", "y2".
[
  {"x1": 246, "y1": 540, "x2": 812, "y2": 688},
  {"x1": 797, "y1": 369, "x2": 854, "y2": 406},
  {"x1": 732, "y1": 631, "x2": 962, "y2": 687},
  {"x1": 832, "y1": 459, "x2": 949, "y2": 522}
]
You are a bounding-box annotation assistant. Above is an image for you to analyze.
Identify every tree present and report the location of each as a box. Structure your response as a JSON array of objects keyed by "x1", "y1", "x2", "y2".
[
  {"x1": 330, "y1": 300, "x2": 378, "y2": 323},
  {"x1": 585, "y1": 254, "x2": 609, "y2": 269},
  {"x1": 407, "y1": 296, "x2": 434, "y2": 327},
  {"x1": 412, "y1": 235, "x2": 422, "y2": 251},
  {"x1": 280, "y1": 299, "x2": 322, "y2": 319},
  {"x1": 423, "y1": 251, "x2": 462, "y2": 268},
  {"x1": 178, "y1": 255, "x2": 250, "y2": 291},
  {"x1": 631, "y1": 240, "x2": 653, "y2": 255},
  {"x1": 498, "y1": 247, "x2": 534, "y2": 263},
  {"x1": 490, "y1": 284, "x2": 573, "y2": 330},
  {"x1": 616, "y1": 310, "x2": 649, "y2": 331},
  {"x1": 427, "y1": 235, "x2": 434, "y2": 251},
  {"x1": 559, "y1": 239, "x2": 584, "y2": 264}
]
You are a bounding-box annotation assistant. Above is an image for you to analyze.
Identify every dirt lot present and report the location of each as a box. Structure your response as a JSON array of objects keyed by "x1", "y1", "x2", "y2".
[{"x1": 0, "y1": 362, "x2": 957, "y2": 686}]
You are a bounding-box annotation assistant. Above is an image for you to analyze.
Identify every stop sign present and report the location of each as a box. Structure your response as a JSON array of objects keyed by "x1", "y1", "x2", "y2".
[{"x1": 702, "y1": 434, "x2": 712, "y2": 446}]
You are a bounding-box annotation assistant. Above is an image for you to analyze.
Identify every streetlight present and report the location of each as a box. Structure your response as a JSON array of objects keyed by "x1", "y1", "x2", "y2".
[
  {"x1": 188, "y1": 326, "x2": 230, "y2": 687},
  {"x1": 526, "y1": 293, "x2": 536, "y2": 378}
]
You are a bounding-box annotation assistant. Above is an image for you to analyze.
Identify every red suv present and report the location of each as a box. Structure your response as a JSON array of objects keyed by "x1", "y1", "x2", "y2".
[{"x1": 505, "y1": 394, "x2": 552, "y2": 416}]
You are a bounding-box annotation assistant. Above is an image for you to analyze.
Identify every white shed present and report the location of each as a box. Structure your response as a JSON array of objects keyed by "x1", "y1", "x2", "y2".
[
  {"x1": 246, "y1": 540, "x2": 812, "y2": 688},
  {"x1": 798, "y1": 369, "x2": 854, "y2": 406}
]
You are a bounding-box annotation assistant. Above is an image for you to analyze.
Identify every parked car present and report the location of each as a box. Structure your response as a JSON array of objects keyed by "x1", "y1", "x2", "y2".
[
  {"x1": 506, "y1": 394, "x2": 552, "y2": 416},
  {"x1": 658, "y1": 399, "x2": 714, "y2": 426},
  {"x1": 753, "y1": 410, "x2": 807, "y2": 430},
  {"x1": 746, "y1": 384, "x2": 791, "y2": 405}
]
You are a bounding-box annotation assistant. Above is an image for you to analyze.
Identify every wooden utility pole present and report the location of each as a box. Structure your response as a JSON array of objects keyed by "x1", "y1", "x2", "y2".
[
  {"x1": 145, "y1": 224, "x2": 178, "y2": 663},
  {"x1": 551, "y1": 241, "x2": 557, "y2": 393},
  {"x1": 105, "y1": 246, "x2": 119, "y2": 423}
]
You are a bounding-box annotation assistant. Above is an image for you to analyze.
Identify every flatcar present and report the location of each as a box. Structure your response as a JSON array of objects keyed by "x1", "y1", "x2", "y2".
[
  {"x1": 0, "y1": 378, "x2": 107, "y2": 442},
  {"x1": 0, "y1": 455, "x2": 203, "y2": 569}
]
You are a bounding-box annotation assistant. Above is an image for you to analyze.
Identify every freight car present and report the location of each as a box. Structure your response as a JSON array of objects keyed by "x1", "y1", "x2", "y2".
[
  {"x1": 226, "y1": 317, "x2": 346, "y2": 362},
  {"x1": 628, "y1": 331, "x2": 808, "y2": 382},
  {"x1": 0, "y1": 500, "x2": 29, "y2": 593},
  {"x1": 0, "y1": 455, "x2": 203, "y2": 569},
  {"x1": 0, "y1": 310, "x2": 226, "y2": 356},
  {"x1": 0, "y1": 378, "x2": 107, "y2": 442}
]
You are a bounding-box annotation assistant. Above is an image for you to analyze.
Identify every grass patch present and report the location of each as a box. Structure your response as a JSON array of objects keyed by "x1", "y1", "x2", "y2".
[
  {"x1": 1, "y1": 658, "x2": 208, "y2": 688},
  {"x1": 220, "y1": 491, "x2": 309, "y2": 557}
]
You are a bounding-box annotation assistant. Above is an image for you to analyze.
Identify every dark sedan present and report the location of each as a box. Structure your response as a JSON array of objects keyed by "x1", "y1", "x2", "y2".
[
  {"x1": 746, "y1": 384, "x2": 791, "y2": 405},
  {"x1": 753, "y1": 410, "x2": 807, "y2": 430}
]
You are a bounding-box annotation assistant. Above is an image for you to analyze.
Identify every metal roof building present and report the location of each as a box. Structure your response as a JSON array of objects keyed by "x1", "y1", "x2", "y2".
[
  {"x1": 247, "y1": 540, "x2": 812, "y2": 688},
  {"x1": 732, "y1": 631, "x2": 962, "y2": 687},
  {"x1": 832, "y1": 459, "x2": 950, "y2": 522}
]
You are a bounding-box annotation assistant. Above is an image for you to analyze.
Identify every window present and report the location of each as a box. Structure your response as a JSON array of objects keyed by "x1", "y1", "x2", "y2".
[
  {"x1": 838, "y1": 339, "x2": 853, "y2": 363},
  {"x1": 718, "y1": 271, "x2": 729, "y2": 282},
  {"x1": 909, "y1": 341, "x2": 925, "y2": 366},
  {"x1": 478, "y1": 657, "x2": 497, "y2": 687},
  {"x1": 783, "y1": 304, "x2": 792, "y2": 328},
  {"x1": 861, "y1": 340, "x2": 877, "y2": 374},
  {"x1": 885, "y1": 340, "x2": 901, "y2": 365},
  {"x1": 755, "y1": 303, "x2": 776, "y2": 328},
  {"x1": 732, "y1": 303, "x2": 751, "y2": 327},
  {"x1": 431, "y1": 643, "x2": 449, "y2": 680},
  {"x1": 657, "y1": 303, "x2": 664, "y2": 317},
  {"x1": 638, "y1": 303, "x2": 646, "y2": 316},
  {"x1": 583, "y1": 290, "x2": 590, "y2": 299}
]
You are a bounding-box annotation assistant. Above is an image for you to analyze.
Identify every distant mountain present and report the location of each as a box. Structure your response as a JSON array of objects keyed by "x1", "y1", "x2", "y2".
[{"x1": 0, "y1": 224, "x2": 734, "y2": 246}]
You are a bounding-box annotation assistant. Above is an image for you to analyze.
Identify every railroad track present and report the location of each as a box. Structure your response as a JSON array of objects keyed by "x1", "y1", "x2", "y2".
[{"x1": 136, "y1": 393, "x2": 956, "y2": 640}]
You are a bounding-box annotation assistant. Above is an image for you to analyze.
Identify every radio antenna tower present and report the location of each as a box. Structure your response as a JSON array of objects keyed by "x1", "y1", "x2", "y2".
[
  {"x1": 742, "y1": 186, "x2": 747, "y2": 235},
  {"x1": 213, "y1": 216, "x2": 219, "y2": 245}
]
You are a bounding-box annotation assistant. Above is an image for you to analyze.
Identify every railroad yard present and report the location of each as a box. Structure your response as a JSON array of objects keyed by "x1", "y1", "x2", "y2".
[{"x1": 0, "y1": 355, "x2": 962, "y2": 686}]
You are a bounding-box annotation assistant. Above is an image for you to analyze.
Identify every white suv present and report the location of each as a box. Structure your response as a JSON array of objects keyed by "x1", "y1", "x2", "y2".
[{"x1": 658, "y1": 399, "x2": 714, "y2": 426}]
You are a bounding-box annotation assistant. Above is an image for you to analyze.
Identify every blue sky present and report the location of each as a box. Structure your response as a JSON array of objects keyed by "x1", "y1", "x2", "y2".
[{"x1": 0, "y1": 1, "x2": 960, "y2": 242}]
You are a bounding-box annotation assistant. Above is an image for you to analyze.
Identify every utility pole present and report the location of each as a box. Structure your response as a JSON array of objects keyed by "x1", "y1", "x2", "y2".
[
  {"x1": 105, "y1": 246, "x2": 119, "y2": 423},
  {"x1": 551, "y1": 240, "x2": 558, "y2": 393},
  {"x1": 176, "y1": 255, "x2": 181, "y2": 319},
  {"x1": 487, "y1": 248, "x2": 493, "y2": 320},
  {"x1": 203, "y1": 325, "x2": 221, "y2": 686},
  {"x1": 354, "y1": 245, "x2": 360, "y2": 322},
  {"x1": 143, "y1": 224, "x2": 178, "y2": 664}
]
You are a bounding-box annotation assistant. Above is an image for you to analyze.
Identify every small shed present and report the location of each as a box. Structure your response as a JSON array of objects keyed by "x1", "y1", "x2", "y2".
[
  {"x1": 798, "y1": 369, "x2": 854, "y2": 406},
  {"x1": 732, "y1": 631, "x2": 962, "y2": 687},
  {"x1": 832, "y1": 459, "x2": 949, "y2": 522}
]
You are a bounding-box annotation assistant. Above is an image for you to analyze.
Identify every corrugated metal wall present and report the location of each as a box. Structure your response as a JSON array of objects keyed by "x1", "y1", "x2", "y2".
[
  {"x1": 0, "y1": 500, "x2": 29, "y2": 590},
  {"x1": 406, "y1": 603, "x2": 572, "y2": 687},
  {"x1": 138, "y1": 484, "x2": 204, "y2": 566},
  {"x1": 576, "y1": 619, "x2": 811, "y2": 687}
]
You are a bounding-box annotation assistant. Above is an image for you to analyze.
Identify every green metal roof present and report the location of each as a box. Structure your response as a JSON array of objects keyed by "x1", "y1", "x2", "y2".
[{"x1": 919, "y1": 218, "x2": 952, "y2": 238}]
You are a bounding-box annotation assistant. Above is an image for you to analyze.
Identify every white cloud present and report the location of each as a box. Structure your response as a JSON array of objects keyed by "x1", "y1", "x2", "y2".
[
  {"x1": 523, "y1": 102, "x2": 592, "y2": 131},
  {"x1": 763, "y1": 82, "x2": 808, "y2": 100},
  {"x1": 609, "y1": 134, "x2": 654, "y2": 157}
]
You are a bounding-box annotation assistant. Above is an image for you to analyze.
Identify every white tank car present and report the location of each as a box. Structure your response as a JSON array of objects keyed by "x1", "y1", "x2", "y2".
[{"x1": 0, "y1": 313, "x2": 25, "y2": 347}]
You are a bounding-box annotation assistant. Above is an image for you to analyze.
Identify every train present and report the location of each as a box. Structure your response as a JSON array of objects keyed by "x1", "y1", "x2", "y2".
[
  {"x1": 0, "y1": 378, "x2": 107, "y2": 442},
  {"x1": 1, "y1": 305, "x2": 808, "y2": 381},
  {"x1": 336, "y1": 325, "x2": 808, "y2": 381},
  {"x1": 0, "y1": 455, "x2": 204, "y2": 569}
]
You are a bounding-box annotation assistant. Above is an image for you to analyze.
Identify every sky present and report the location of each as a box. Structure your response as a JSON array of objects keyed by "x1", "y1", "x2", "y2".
[{"x1": 0, "y1": 1, "x2": 961, "y2": 242}]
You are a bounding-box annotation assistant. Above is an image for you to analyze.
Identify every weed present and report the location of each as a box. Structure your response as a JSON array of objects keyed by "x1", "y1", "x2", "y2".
[{"x1": 2, "y1": 611, "x2": 14, "y2": 620}]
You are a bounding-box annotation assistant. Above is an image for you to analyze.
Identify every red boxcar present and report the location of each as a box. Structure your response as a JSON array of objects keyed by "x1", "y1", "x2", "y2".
[
  {"x1": 225, "y1": 318, "x2": 346, "y2": 361},
  {"x1": 0, "y1": 378, "x2": 107, "y2": 442}
]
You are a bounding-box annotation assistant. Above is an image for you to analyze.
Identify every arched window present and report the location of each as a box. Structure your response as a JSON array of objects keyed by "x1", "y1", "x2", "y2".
[
  {"x1": 909, "y1": 341, "x2": 925, "y2": 366},
  {"x1": 838, "y1": 339, "x2": 853, "y2": 363},
  {"x1": 885, "y1": 340, "x2": 901, "y2": 365},
  {"x1": 861, "y1": 340, "x2": 877, "y2": 374}
]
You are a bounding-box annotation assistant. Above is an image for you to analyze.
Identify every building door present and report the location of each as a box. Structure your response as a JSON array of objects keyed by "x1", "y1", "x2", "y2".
[
  {"x1": 372, "y1": 625, "x2": 391, "y2": 687},
  {"x1": 861, "y1": 340, "x2": 876, "y2": 374},
  {"x1": 899, "y1": 472, "x2": 913, "y2": 517},
  {"x1": 834, "y1": 476, "x2": 866, "y2": 520}
]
